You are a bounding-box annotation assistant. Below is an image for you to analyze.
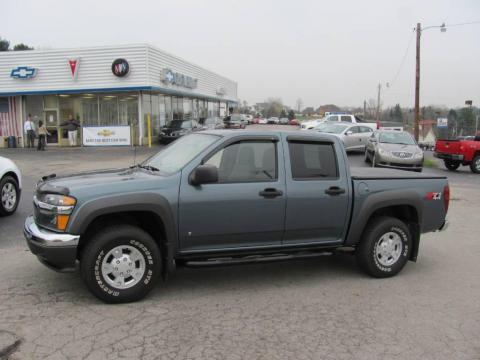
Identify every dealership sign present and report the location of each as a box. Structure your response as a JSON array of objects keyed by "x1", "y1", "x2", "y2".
[
  {"x1": 10, "y1": 66, "x2": 37, "y2": 79},
  {"x1": 82, "y1": 126, "x2": 131, "y2": 146},
  {"x1": 68, "y1": 58, "x2": 80, "y2": 79},
  {"x1": 437, "y1": 118, "x2": 448, "y2": 128},
  {"x1": 112, "y1": 59, "x2": 130, "y2": 77},
  {"x1": 161, "y1": 68, "x2": 197, "y2": 89}
]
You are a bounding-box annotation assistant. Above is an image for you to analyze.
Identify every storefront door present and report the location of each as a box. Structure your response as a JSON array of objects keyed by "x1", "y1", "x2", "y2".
[{"x1": 44, "y1": 110, "x2": 59, "y2": 145}]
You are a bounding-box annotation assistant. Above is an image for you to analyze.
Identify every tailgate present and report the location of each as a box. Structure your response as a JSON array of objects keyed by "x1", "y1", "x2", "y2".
[{"x1": 435, "y1": 140, "x2": 461, "y2": 154}]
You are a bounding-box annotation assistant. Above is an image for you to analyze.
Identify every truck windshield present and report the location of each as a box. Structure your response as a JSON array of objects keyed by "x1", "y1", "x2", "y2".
[
  {"x1": 379, "y1": 132, "x2": 416, "y2": 145},
  {"x1": 144, "y1": 133, "x2": 220, "y2": 175}
]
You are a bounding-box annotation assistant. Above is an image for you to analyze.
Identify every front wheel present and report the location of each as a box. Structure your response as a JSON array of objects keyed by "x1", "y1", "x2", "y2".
[
  {"x1": 0, "y1": 176, "x2": 20, "y2": 216},
  {"x1": 470, "y1": 155, "x2": 480, "y2": 174},
  {"x1": 371, "y1": 152, "x2": 377, "y2": 168},
  {"x1": 80, "y1": 225, "x2": 162, "y2": 303},
  {"x1": 356, "y1": 216, "x2": 412, "y2": 278},
  {"x1": 364, "y1": 149, "x2": 371, "y2": 163},
  {"x1": 444, "y1": 160, "x2": 460, "y2": 171}
]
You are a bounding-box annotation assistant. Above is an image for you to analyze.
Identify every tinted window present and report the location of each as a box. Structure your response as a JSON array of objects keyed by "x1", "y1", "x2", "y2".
[
  {"x1": 325, "y1": 115, "x2": 338, "y2": 122},
  {"x1": 360, "y1": 126, "x2": 373, "y2": 133},
  {"x1": 341, "y1": 115, "x2": 352, "y2": 122},
  {"x1": 348, "y1": 126, "x2": 360, "y2": 134},
  {"x1": 289, "y1": 141, "x2": 338, "y2": 179},
  {"x1": 205, "y1": 141, "x2": 277, "y2": 182}
]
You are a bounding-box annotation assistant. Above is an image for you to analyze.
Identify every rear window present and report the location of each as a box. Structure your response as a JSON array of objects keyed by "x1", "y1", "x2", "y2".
[{"x1": 288, "y1": 141, "x2": 338, "y2": 180}]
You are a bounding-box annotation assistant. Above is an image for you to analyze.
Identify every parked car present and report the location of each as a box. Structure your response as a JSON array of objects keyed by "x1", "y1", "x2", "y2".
[
  {"x1": 159, "y1": 119, "x2": 200, "y2": 143},
  {"x1": 434, "y1": 135, "x2": 480, "y2": 173},
  {"x1": 267, "y1": 117, "x2": 279, "y2": 124},
  {"x1": 224, "y1": 114, "x2": 246, "y2": 129},
  {"x1": 199, "y1": 117, "x2": 224, "y2": 130},
  {"x1": 243, "y1": 114, "x2": 253, "y2": 124},
  {"x1": 365, "y1": 130, "x2": 424, "y2": 172},
  {"x1": 25, "y1": 130, "x2": 448, "y2": 303},
  {"x1": 258, "y1": 118, "x2": 268, "y2": 124},
  {"x1": 0, "y1": 156, "x2": 22, "y2": 216},
  {"x1": 279, "y1": 117, "x2": 289, "y2": 125},
  {"x1": 300, "y1": 118, "x2": 324, "y2": 130},
  {"x1": 316, "y1": 122, "x2": 374, "y2": 152},
  {"x1": 289, "y1": 119, "x2": 299, "y2": 126}
]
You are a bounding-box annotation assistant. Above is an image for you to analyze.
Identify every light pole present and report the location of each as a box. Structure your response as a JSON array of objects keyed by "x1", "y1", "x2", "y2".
[{"x1": 414, "y1": 22, "x2": 446, "y2": 141}]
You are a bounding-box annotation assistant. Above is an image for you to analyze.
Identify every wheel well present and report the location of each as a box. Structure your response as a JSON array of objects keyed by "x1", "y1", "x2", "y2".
[
  {"x1": 2, "y1": 171, "x2": 19, "y2": 185},
  {"x1": 365, "y1": 205, "x2": 420, "y2": 261},
  {"x1": 77, "y1": 211, "x2": 167, "y2": 261}
]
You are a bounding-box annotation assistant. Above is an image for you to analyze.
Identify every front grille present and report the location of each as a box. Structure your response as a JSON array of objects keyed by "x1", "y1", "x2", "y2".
[{"x1": 392, "y1": 151, "x2": 413, "y2": 159}]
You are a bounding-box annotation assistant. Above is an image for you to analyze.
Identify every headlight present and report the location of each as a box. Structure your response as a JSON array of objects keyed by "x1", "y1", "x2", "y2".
[
  {"x1": 378, "y1": 148, "x2": 390, "y2": 156},
  {"x1": 414, "y1": 152, "x2": 424, "y2": 159},
  {"x1": 34, "y1": 194, "x2": 76, "y2": 231}
]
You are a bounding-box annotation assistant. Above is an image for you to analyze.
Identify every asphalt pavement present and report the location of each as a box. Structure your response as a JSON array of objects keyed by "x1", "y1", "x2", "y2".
[{"x1": 0, "y1": 126, "x2": 479, "y2": 359}]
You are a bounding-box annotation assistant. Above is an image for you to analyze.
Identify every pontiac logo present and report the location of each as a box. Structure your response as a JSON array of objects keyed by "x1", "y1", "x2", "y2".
[
  {"x1": 97, "y1": 129, "x2": 115, "y2": 137},
  {"x1": 11, "y1": 66, "x2": 37, "y2": 79}
]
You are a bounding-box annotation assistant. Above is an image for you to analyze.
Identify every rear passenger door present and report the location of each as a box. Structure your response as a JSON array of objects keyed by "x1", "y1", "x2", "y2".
[
  {"x1": 283, "y1": 135, "x2": 350, "y2": 245},
  {"x1": 358, "y1": 126, "x2": 374, "y2": 149}
]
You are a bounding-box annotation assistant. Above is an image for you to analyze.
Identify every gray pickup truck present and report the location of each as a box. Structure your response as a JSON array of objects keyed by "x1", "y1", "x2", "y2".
[{"x1": 24, "y1": 130, "x2": 449, "y2": 303}]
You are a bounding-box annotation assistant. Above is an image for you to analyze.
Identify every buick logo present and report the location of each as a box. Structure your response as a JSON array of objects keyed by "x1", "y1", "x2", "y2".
[{"x1": 111, "y1": 59, "x2": 129, "y2": 77}]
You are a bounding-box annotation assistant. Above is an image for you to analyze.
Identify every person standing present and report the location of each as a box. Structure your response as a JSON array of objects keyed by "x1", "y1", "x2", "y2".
[
  {"x1": 60, "y1": 114, "x2": 80, "y2": 146},
  {"x1": 24, "y1": 114, "x2": 36, "y2": 148},
  {"x1": 37, "y1": 120, "x2": 50, "y2": 151}
]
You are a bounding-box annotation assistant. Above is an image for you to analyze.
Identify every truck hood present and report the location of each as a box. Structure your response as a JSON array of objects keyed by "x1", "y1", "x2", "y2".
[{"x1": 37, "y1": 168, "x2": 159, "y2": 195}]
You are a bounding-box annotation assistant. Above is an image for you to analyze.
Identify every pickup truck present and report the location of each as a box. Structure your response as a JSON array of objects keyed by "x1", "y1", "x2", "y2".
[
  {"x1": 301, "y1": 115, "x2": 402, "y2": 131},
  {"x1": 24, "y1": 130, "x2": 449, "y2": 303},
  {"x1": 434, "y1": 136, "x2": 480, "y2": 173}
]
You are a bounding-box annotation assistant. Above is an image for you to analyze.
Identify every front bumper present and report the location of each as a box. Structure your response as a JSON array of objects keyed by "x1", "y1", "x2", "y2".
[
  {"x1": 434, "y1": 152, "x2": 464, "y2": 161},
  {"x1": 24, "y1": 216, "x2": 79, "y2": 272}
]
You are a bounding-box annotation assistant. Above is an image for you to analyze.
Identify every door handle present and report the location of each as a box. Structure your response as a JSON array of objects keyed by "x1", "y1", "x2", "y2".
[
  {"x1": 325, "y1": 186, "x2": 346, "y2": 196},
  {"x1": 259, "y1": 188, "x2": 283, "y2": 198}
]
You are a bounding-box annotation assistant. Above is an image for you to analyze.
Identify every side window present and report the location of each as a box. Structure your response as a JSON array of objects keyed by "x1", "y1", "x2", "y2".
[
  {"x1": 341, "y1": 115, "x2": 352, "y2": 122},
  {"x1": 205, "y1": 141, "x2": 277, "y2": 182},
  {"x1": 360, "y1": 126, "x2": 373, "y2": 133},
  {"x1": 348, "y1": 126, "x2": 360, "y2": 134},
  {"x1": 288, "y1": 141, "x2": 338, "y2": 180},
  {"x1": 326, "y1": 115, "x2": 338, "y2": 122}
]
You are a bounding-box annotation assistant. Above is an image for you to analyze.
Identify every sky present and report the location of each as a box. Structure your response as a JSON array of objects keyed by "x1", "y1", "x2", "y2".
[{"x1": 1, "y1": 0, "x2": 479, "y2": 110}]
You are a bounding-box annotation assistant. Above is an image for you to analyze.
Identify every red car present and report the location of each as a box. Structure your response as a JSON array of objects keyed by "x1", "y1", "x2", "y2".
[
  {"x1": 289, "y1": 119, "x2": 299, "y2": 126},
  {"x1": 434, "y1": 135, "x2": 480, "y2": 173}
]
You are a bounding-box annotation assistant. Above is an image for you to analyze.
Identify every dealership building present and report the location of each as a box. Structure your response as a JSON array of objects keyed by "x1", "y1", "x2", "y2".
[{"x1": 0, "y1": 44, "x2": 238, "y2": 147}]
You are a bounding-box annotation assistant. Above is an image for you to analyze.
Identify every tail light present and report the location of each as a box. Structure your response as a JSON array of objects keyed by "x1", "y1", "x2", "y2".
[{"x1": 443, "y1": 185, "x2": 450, "y2": 214}]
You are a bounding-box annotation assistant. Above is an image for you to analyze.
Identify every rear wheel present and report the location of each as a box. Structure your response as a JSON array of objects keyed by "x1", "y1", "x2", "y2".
[
  {"x1": 80, "y1": 225, "x2": 162, "y2": 303},
  {"x1": 364, "y1": 149, "x2": 371, "y2": 163},
  {"x1": 0, "y1": 176, "x2": 20, "y2": 216},
  {"x1": 470, "y1": 155, "x2": 480, "y2": 174},
  {"x1": 444, "y1": 160, "x2": 460, "y2": 171},
  {"x1": 356, "y1": 216, "x2": 412, "y2": 278}
]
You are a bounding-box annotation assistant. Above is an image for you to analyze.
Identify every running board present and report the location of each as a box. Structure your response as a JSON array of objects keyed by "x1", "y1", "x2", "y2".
[{"x1": 183, "y1": 251, "x2": 334, "y2": 268}]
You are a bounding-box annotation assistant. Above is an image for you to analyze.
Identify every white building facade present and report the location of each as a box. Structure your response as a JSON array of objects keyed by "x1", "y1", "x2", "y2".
[{"x1": 0, "y1": 44, "x2": 237, "y2": 147}]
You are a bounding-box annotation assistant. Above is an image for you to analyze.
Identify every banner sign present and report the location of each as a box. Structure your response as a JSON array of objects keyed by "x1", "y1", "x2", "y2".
[
  {"x1": 82, "y1": 126, "x2": 131, "y2": 146},
  {"x1": 437, "y1": 118, "x2": 448, "y2": 128}
]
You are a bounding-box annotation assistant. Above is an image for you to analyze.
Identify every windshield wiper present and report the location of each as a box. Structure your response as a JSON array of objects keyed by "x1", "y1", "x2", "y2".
[{"x1": 130, "y1": 164, "x2": 160, "y2": 172}]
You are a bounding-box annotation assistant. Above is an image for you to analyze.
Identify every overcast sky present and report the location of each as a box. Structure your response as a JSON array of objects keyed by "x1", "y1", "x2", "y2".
[{"x1": 1, "y1": 0, "x2": 479, "y2": 109}]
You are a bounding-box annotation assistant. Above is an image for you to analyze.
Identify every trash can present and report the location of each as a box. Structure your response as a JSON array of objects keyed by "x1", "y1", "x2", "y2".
[{"x1": 7, "y1": 136, "x2": 17, "y2": 148}]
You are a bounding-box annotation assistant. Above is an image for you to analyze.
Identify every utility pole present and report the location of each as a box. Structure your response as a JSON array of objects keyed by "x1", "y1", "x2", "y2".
[
  {"x1": 376, "y1": 83, "x2": 381, "y2": 123},
  {"x1": 414, "y1": 23, "x2": 421, "y2": 142},
  {"x1": 363, "y1": 100, "x2": 367, "y2": 119}
]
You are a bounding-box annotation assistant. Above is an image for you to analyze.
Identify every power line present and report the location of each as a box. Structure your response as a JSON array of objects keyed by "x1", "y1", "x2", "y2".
[
  {"x1": 387, "y1": 29, "x2": 416, "y2": 90},
  {"x1": 446, "y1": 20, "x2": 480, "y2": 27}
]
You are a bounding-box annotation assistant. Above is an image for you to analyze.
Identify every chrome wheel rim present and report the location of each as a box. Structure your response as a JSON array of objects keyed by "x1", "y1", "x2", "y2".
[
  {"x1": 475, "y1": 158, "x2": 480, "y2": 171},
  {"x1": 101, "y1": 245, "x2": 146, "y2": 289},
  {"x1": 371, "y1": 153, "x2": 376, "y2": 167},
  {"x1": 1, "y1": 182, "x2": 17, "y2": 211},
  {"x1": 375, "y1": 232, "x2": 403, "y2": 267}
]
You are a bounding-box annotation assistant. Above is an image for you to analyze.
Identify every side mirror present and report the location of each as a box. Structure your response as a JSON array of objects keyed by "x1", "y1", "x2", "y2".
[
  {"x1": 345, "y1": 130, "x2": 353, "y2": 136},
  {"x1": 190, "y1": 164, "x2": 218, "y2": 185}
]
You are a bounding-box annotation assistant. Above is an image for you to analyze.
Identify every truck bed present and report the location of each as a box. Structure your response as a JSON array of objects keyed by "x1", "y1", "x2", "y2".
[{"x1": 350, "y1": 167, "x2": 447, "y2": 180}]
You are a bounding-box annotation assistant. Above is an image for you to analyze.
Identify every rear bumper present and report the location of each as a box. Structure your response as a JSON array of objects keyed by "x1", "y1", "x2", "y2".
[
  {"x1": 434, "y1": 152, "x2": 464, "y2": 161},
  {"x1": 437, "y1": 219, "x2": 449, "y2": 232},
  {"x1": 24, "y1": 216, "x2": 79, "y2": 272}
]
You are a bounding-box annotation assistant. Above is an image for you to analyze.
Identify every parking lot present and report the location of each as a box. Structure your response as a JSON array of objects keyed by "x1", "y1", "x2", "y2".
[{"x1": 0, "y1": 125, "x2": 479, "y2": 359}]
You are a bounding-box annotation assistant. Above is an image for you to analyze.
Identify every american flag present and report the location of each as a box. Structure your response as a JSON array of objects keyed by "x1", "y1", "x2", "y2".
[{"x1": 0, "y1": 97, "x2": 20, "y2": 138}]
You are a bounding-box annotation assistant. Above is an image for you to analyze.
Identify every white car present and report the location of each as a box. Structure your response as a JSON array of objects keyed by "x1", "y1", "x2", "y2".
[
  {"x1": 300, "y1": 118, "x2": 324, "y2": 130},
  {"x1": 267, "y1": 117, "x2": 279, "y2": 124},
  {"x1": 0, "y1": 156, "x2": 22, "y2": 216},
  {"x1": 258, "y1": 118, "x2": 268, "y2": 124}
]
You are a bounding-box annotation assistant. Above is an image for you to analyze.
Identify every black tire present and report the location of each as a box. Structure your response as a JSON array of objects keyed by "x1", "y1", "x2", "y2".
[
  {"x1": 371, "y1": 152, "x2": 377, "y2": 168},
  {"x1": 356, "y1": 216, "x2": 412, "y2": 278},
  {"x1": 469, "y1": 155, "x2": 480, "y2": 174},
  {"x1": 0, "y1": 175, "x2": 20, "y2": 217},
  {"x1": 364, "y1": 149, "x2": 371, "y2": 163},
  {"x1": 444, "y1": 160, "x2": 460, "y2": 171},
  {"x1": 80, "y1": 225, "x2": 162, "y2": 303}
]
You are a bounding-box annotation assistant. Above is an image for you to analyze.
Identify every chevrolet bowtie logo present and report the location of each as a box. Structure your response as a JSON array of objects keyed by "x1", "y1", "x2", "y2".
[{"x1": 10, "y1": 66, "x2": 37, "y2": 79}]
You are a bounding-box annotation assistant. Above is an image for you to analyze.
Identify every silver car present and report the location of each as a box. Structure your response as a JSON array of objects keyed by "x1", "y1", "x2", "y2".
[
  {"x1": 365, "y1": 130, "x2": 424, "y2": 172},
  {"x1": 315, "y1": 122, "x2": 374, "y2": 151}
]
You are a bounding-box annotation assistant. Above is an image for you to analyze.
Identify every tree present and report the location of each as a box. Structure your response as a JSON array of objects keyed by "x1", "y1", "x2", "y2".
[
  {"x1": 280, "y1": 109, "x2": 287, "y2": 118},
  {"x1": 288, "y1": 109, "x2": 295, "y2": 120},
  {"x1": 447, "y1": 109, "x2": 458, "y2": 138},
  {"x1": 0, "y1": 37, "x2": 9, "y2": 51},
  {"x1": 263, "y1": 98, "x2": 284, "y2": 118},
  {"x1": 458, "y1": 107, "x2": 475, "y2": 135},
  {"x1": 13, "y1": 43, "x2": 34, "y2": 51},
  {"x1": 296, "y1": 98, "x2": 303, "y2": 112},
  {"x1": 302, "y1": 107, "x2": 315, "y2": 116},
  {"x1": 392, "y1": 104, "x2": 403, "y2": 123}
]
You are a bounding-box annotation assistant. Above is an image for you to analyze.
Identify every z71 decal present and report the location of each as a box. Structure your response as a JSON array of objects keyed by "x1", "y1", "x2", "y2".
[{"x1": 425, "y1": 192, "x2": 442, "y2": 200}]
